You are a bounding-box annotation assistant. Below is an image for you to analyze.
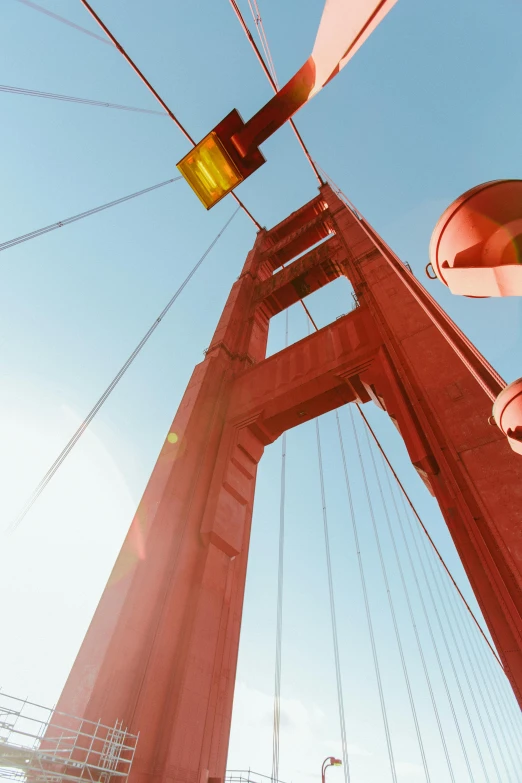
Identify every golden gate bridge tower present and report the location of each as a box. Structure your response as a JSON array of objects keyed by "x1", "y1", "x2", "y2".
[{"x1": 46, "y1": 181, "x2": 522, "y2": 781}]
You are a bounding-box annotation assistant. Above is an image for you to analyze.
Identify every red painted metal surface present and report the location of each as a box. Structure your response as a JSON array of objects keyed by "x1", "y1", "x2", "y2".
[
  {"x1": 429, "y1": 179, "x2": 522, "y2": 297},
  {"x1": 52, "y1": 186, "x2": 522, "y2": 782},
  {"x1": 492, "y1": 377, "x2": 522, "y2": 456}
]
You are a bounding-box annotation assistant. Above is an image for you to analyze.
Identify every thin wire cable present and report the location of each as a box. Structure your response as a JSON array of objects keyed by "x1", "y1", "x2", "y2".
[
  {"x1": 400, "y1": 492, "x2": 516, "y2": 783},
  {"x1": 459, "y1": 588, "x2": 522, "y2": 770},
  {"x1": 385, "y1": 474, "x2": 457, "y2": 782},
  {"x1": 341, "y1": 407, "x2": 397, "y2": 781},
  {"x1": 361, "y1": 426, "x2": 431, "y2": 781},
  {"x1": 478, "y1": 639, "x2": 522, "y2": 757},
  {"x1": 407, "y1": 470, "x2": 490, "y2": 781},
  {"x1": 15, "y1": 0, "x2": 114, "y2": 45},
  {"x1": 0, "y1": 84, "x2": 166, "y2": 115},
  {"x1": 271, "y1": 307, "x2": 288, "y2": 783},
  {"x1": 78, "y1": 0, "x2": 261, "y2": 229},
  {"x1": 8, "y1": 207, "x2": 240, "y2": 533},
  {"x1": 476, "y1": 634, "x2": 522, "y2": 763},
  {"x1": 0, "y1": 177, "x2": 181, "y2": 254},
  {"x1": 227, "y1": 0, "x2": 323, "y2": 185},
  {"x1": 247, "y1": 0, "x2": 279, "y2": 88},
  {"x1": 372, "y1": 434, "x2": 458, "y2": 781},
  {"x1": 355, "y1": 404, "x2": 503, "y2": 668},
  {"x1": 395, "y1": 479, "x2": 476, "y2": 780},
  {"x1": 315, "y1": 418, "x2": 351, "y2": 783},
  {"x1": 436, "y1": 552, "x2": 509, "y2": 780}
]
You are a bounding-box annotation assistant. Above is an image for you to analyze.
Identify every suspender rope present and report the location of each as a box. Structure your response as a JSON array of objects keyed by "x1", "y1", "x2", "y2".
[
  {"x1": 271, "y1": 308, "x2": 289, "y2": 783},
  {"x1": 361, "y1": 424, "x2": 431, "y2": 781},
  {"x1": 342, "y1": 407, "x2": 398, "y2": 782},
  {"x1": 316, "y1": 418, "x2": 351, "y2": 783}
]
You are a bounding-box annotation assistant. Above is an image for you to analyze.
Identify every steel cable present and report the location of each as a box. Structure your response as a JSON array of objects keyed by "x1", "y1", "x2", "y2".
[
  {"x1": 416, "y1": 501, "x2": 496, "y2": 782},
  {"x1": 14, "y1": 0, "x2": 114, "y2": 45},
  {"x1": 0, "y1": 84, "x2": 166, "y2": 115},
  {"x1": 340, "y1": 407, "x2": 397, "y2": 782},
  {"x1": 361, "y1": 425, "x2": 431, "y2": 781},
  {"x1": 399, "y1": 491, "x2": 516, "y2": 783},
  {"x1": 8, "y1": 207, "x2": 240, "y2": 532},
  {"x1": 0, "y1": 178, "x2": 181, "y2": 254},
  {"x1": 271, "y1": 307, "x2": 289, "y2": 783},
  {"x1": 316, "y1": 417, "x2": 351, "y2": 783},
  {"x1": 370, "y1": 445, "x2": 457, "y2": 781},
  {"x1": 436, "y1": 553, "x2": 510, "y2": 780},
  {"x1": 368, "y1": 427, "x2": 458, "y2": 780}
]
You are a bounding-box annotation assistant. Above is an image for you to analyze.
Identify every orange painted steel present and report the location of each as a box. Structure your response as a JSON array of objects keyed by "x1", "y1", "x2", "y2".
[
  {"x1": 53, "y1": 185, "x2": 522, "y2": 782},
  {"x1": 492, "y1": 377, "x2": 522, "y2": 456},
  {"x1": 429, "y1": 179, "x2": 522, "y2": 298}
]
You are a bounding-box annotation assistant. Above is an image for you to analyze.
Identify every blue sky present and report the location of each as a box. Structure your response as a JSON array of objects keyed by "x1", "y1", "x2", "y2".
[{"x1": 1, "y1": 1, "x2": 522, "y2": 782}]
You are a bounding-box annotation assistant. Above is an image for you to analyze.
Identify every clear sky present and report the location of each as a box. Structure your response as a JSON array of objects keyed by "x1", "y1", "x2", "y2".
[{"x1": 1, "y1": 1, "x2": 522, "y2": 782}]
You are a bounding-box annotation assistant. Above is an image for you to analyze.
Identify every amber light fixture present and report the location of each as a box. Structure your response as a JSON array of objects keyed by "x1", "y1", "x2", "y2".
[{"x1": 177, "y1": 132, "x2": 244, "y2": 209}]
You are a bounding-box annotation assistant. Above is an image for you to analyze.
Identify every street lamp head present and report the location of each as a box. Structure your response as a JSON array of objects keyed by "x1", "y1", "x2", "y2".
[{"x1": 330, "y1": 758, "x2": 342, "y2": 766}]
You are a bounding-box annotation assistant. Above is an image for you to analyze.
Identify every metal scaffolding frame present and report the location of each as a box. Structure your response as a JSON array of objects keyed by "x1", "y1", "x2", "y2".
[{"x1": 0, "y1": 692, "x2": 138, "y2": 782}]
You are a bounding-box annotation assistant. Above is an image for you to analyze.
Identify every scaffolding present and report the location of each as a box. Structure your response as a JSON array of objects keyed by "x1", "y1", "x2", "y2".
[
  {"x1": 0, "y1": 692, "x2": 138, "y2": 783},
  {"x1": 225, "y1": 771, "x2": 289, "y2": 783}
]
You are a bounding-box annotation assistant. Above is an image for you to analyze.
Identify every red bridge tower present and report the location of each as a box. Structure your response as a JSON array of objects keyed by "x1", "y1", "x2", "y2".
[{"x1": 53, "y1": 185, "x2": 522, "y2": 782}]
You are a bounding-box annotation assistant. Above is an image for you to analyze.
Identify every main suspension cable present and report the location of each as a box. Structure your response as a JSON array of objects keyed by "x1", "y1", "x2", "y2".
[
  {"x1": 78, "y1": 0, "x2": 261, "y2": 229},
  {"x1": 15, "y1": 0, "x2": 114, "y2": 46},
  {"x1": 0, "y1": 84, "x2": 166, "y2": 115},
  {"x1": 0, "y1": 177, "x2": 181, "y2": 254},
  {"x1": 8, "y1": 207, "x2": 240, "y2": 532},
  {"x1": 316, "y1": 418, "x2": 351, "y2": 783},
  {"x1": 271, "y1": 307, "x2": 289, "y2": 783}
]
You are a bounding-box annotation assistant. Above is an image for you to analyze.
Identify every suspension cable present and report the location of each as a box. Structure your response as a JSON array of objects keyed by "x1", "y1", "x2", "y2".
[
  {"x1": 361, "y1": 426, "x2": 431, "y2": 781},
  {"x1": 415, "y1": 494, "x2": 494, "y2": 782},
  {"x1": 315, "y1": 418, "x2": 351, "y2": 783},
  {"x1": 474, "y1": 622, "x2": 522, "y2": 763},
  {"x1": 78, "y1": 0, "x2": 261, "y2": 230},
  {"x1": 476, "y1": 633, "x2": 522, "y2": 756},
  {"x1": 8, "y1": 207, "x2": 240, "y2": 533},
  {"x1": 15, "y1": 0, "x2": 114, "y2": 46},
  {"x1": 226, "y1": 0, "x2": 323, "y2": 185},
  {"x1": 355, "y1": 404, "x2": 503, "y2": 668},
  {"x1": 399, "y1": 502, "x2": 475, "y2": 779},
  {"x1": 436, "y1": 549, "x2": 509, "y2": 780},
  {"x1": 367, "y1": 424, "x2": 456, "y2": 781},
  {"x1": 247, "y1": 0, "x2": 278, "y2": 88},
  {"x1": 271, "y1": 307, "x2": 288, "y2": 783},
  {"x1": 0, "y1": 84, "x2": 166, "y2": 115},
  {"x1": 0, "y1": 177, "x2": 181, "y2": 254},
  {"x1": 399, "y1": 491, "x2": 516, "y2": 783},
  {"x1": 340, "y1": 407, "x2": 397, "y2": 781}
]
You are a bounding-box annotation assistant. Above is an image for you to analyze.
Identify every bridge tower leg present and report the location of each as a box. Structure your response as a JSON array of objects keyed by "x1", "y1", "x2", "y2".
[{"x1": 53, "y1": 185, "x2": 522, "y2": 783}]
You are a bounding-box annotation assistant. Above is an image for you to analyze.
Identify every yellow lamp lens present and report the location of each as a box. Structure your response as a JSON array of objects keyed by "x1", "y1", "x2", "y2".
[{"x1": 177, "y1": 132, "x2": 244, "y2": 209}]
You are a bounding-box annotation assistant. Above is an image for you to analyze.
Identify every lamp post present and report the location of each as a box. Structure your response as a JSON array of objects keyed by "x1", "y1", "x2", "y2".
[{"x1": 321, "y1": 756, "x2": 342, "y2": 783}]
